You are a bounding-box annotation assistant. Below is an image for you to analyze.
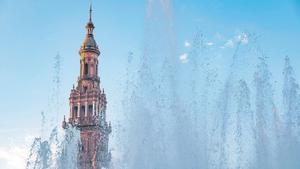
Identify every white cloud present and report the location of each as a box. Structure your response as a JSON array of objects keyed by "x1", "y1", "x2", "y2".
[
  {"x1": 206, "y1": 42, "x2": 214, "y2": 46},
  {"x1": 223, "y1": 39, "x2": 234, "y2": 48},
  {"x1": 0, "y1": 134, "x2": 35, "y2": 169},
  {"x1": 179, "y1": 53, "x2": 188, "y2": 63},
  {"x1": 219, "y1": 32, "x2": 249, "y2": 49},
  {"x1": 0, "y1": 146, "x2": 27, "y2": 169},
  {"x1": 236, "y1": 32, "x2": 249, "y2": 44},
  {"x1": 184, "y1": 41, "x2": 191, "y2": 48}
]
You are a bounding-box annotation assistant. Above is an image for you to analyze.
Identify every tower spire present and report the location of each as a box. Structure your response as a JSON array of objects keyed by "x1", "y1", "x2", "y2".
[
  {"x1": 86, "y1": 3, "x2": 95, "y2": 35},
  {"x1": 80, "y1": 3, "x2": 100, "y2": 55},
  {"x1": 89, "y1": 3, "x2": 93, "y2": 23}
]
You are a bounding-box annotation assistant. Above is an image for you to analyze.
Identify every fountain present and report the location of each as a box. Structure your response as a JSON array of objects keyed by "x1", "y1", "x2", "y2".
[{"x1": 26, "y1": 1, "x2": 300, "y2": 169}]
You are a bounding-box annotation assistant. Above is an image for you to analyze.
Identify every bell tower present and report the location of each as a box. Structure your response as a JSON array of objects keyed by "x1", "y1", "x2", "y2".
[{"x1": 62, "y1": 5, "x2": 112, "y2": 169}]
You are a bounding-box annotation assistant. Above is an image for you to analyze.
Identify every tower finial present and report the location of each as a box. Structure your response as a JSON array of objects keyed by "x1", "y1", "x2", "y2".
[{"x1": 89, "y1": 3, "x2": 93, "y2": 22}]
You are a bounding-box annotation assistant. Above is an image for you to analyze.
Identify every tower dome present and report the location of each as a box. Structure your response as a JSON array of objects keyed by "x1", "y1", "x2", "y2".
[{"x1": 79, "y1": 5, "x2": 100, "y2": 55}]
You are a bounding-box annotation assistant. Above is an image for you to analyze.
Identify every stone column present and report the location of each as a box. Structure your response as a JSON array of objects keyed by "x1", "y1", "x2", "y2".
[
  {"x1": 78, "y1": 103, "x2": 81, "y2": 118},
  {"x1": 96, "y1": 99, "x2": 98, "y2": 116},
  {"x1": 70, "y1": 103, "x2": 73, "y2": 118},
  {"x1": 85, "y1": 101, "x2": 88, "y2": 117},
  {"x1": 93, "y1": 100, "x2": 95, "y2": 116}
]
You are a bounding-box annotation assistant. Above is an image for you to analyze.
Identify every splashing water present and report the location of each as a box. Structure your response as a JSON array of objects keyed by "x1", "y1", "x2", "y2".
[
  {"x1": 26, "y1": 127, "x2": 80, "y2": 169},
  {"x1": 52, "y1": 53, "x2": 62, "y2": 125},
  {"x1": 26, "y1": 53, "x2": 82, "y2": 169},
  {"x1": 112, "y1": 1, "x2": 300, "y2": 169},
  {"x1": 26, "y1": 1, "x2": 300, "y2": 169}
]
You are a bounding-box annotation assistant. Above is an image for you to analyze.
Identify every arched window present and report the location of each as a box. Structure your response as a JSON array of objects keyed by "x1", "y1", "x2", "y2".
[
  {"x1": 88, "y1": 105, "x2": 93, "y2": 114},
  {"x1": 81, "y1": 106, "x2": 85, "y2": 117},
  {"x1": 84, "y1": 63, "x2": 89, "y2": 75},
  {"x1": 73, "y1": 106, "x2": 78, "y2": 117}
]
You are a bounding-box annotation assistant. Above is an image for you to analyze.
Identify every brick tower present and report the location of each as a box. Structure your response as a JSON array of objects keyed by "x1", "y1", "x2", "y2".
[{"x1": 62, "y1": 5, "x2": 111, "y2": 169}]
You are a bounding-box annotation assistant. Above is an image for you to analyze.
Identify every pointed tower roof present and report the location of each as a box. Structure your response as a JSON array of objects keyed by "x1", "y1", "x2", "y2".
[{"x1": 80, "y1": 4, "x2": 100, "y2": 55}]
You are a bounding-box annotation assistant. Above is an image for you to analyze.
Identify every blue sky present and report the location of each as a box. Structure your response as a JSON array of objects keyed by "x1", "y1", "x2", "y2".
[{"x1": 0, "y1": 0, "x2": 300, "y2": 168}]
